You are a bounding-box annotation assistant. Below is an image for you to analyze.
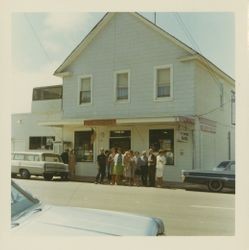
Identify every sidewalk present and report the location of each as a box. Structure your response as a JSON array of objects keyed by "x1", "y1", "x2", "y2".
[{"x1": 69, "y1": 175, "x2": 186, "y2": 189}]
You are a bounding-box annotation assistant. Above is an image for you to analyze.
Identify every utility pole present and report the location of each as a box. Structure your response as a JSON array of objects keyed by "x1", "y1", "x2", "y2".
[{"x1": 154, "y1": 12, "x2": 157, "y2": 25}]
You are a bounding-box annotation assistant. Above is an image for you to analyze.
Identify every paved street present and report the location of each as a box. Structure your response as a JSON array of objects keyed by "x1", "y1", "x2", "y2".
[{"x1": 14, "y1": 178, "x2": 235, "y2": 236}]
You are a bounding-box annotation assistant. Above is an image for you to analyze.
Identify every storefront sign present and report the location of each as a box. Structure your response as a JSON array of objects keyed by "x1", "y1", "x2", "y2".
[
  {"x1": 84, "y1": 119, "x2": 116, "y2": 126},
  {"x1": 177, "y1": 131, "x2": 189, "y2": 142},
  {"x1": 199, "y1": 117, "x2": 216, "y2": 133},
  {"x1": 200, "y1": 124, "x2": 216, "y2": 133},
  {"x1": 178, "y1": 116, "x2": 195, "y2": 124}
]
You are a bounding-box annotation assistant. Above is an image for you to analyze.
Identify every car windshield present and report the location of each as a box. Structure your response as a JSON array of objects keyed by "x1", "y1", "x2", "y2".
[
  {"x1": 42, "y1": 153, "x2": 62, "y2": 162},
  {"x1": 11, "y1": 181, "x2": 40, "y2": 219},
  {"x1": 216, "y1": 161, "x2": 229, "y2": 168}
]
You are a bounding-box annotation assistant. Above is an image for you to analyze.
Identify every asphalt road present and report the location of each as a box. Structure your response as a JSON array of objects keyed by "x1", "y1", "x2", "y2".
[{"x1": 14, "y1": 178, "x2": 235, "y2": 236}]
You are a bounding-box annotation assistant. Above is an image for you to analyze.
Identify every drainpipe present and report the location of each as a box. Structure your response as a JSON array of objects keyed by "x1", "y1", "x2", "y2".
[
  {"x1": 228, "y1": 131, "x2": 231, "y2": 160},
  {"x1": 193, "y1": 116, "x2": 201, "y2": 170}
]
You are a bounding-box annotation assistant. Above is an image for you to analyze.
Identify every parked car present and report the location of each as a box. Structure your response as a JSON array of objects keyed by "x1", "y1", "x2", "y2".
[
  {"x1": 11, "y1": 152, "x2": 69, "y2": 181},
  {"x1": 11, "y1": 180, "x2": 165, "y2": 236},
  {"x1": 181, "y1": 161, "x2": 235, "y2": 192}
]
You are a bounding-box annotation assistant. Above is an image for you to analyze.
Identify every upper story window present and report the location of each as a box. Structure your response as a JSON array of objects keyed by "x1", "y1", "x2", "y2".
[
  {"x1": 154, "y1": 65, "x2": 173, "y2": 100},
  {"x1": 32, "y1": 86, "x2": 62, "y2": 101},
  {"x1": 79, "y1": 76, "x2": 92, "y2": 104},
  {"x1": 115, "y1": 71, "x2": 129, "y2": 102}
]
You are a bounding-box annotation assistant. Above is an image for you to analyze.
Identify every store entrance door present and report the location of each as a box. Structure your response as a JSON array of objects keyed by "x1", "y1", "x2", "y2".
[{"x1": 109, "y1": 130, "x2": 131, "y2": 152}]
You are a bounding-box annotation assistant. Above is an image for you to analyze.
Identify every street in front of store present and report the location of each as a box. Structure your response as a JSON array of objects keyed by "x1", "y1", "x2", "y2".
[{"x1": 14, "y1": 178, "x2": 235, "y2": 236}]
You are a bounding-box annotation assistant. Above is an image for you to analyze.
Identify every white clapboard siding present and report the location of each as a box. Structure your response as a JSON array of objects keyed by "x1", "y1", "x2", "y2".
[{"x1": 62, "y1": 13, "x2": 195, "y2": 119}]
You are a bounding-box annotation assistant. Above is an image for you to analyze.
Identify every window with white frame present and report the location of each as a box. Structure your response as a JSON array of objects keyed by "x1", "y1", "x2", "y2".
[
  {"x1": 116, "y1": 72, "x2": 129, "y2": 101},
  {"x1": 79, "y1": 77, "x2": 91, "y2": 104},
  {"x1": 155, "y1": 66, "x2": 172, "y2": 98}
]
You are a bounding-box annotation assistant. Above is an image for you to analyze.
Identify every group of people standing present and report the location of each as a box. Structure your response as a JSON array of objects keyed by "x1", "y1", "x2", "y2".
[{"x1": 95, "y1": 147, "x2": 167, "y2": 187}]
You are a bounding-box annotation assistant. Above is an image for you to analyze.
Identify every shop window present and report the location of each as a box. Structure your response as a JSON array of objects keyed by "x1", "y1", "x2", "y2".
[
  {"x1": 79, "y1": 77, "x2": 92, "y2": 104},
  {"x1": 74, "y1": 131, "x2": 94, "y2": 162},
  {"x1": 149, "y1": 129, "x2": 174, "y2": 165},
  {"x1": 115, "y1": 71, "x2": 129, "y2": 101},
  {"x1": 109, "y1": 130, "x2": 131, "y2": 153},
  {"x1": 154, "y1": 65, "x2": 172, "y2": 99},
  {"x1": 29, "y1": 136, "x2": 55, "y2": 150}
]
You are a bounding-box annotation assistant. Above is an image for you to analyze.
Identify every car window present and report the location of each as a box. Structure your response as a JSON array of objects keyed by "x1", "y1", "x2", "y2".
[
  {"x1": 11, "y1": 183, "x2": 39, "y2": 218},
  {"x1": 34, "y1": 155, "x2": 40, "y2": 161},
  {"x1": 24, "y1": 155, "x2": 35, "y2": 161},
  {"x1": 14, "y1": 154, "x2": 24, "y2": 160},
  {"x1": 42, "y1": 154, "x2": 62, "y2": 162},
  {"x1": 230, "y1": 163, "x2": 235, "y2": 171},
  {"x1": 216, "y1": 161, "x2": 229, "y2": 168}
]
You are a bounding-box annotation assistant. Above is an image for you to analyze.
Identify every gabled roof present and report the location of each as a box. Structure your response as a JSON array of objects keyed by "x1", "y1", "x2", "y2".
[{"x1": 54, "y1": 12, "x2": 234, "y2": 83}]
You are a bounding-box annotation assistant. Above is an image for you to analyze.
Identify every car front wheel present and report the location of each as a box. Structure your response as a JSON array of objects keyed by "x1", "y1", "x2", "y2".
[
  {"x1": 208, "y1": 180, "x2": 224, "y2": 192},
  {"x1": 20, "y1": 169, "x2": 30, "y2": 179}
]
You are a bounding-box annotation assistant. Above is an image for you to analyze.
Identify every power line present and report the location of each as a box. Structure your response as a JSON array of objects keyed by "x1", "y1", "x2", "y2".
[
  {"x1": 173, "y1": 13, "x2": 233, "y2": 100},
  {"x1": 23, "y1": 13, "x2": 52, "y2": 63},
  {"x1": 196, "y1": 99, "x2": 232, "y2": 117}
]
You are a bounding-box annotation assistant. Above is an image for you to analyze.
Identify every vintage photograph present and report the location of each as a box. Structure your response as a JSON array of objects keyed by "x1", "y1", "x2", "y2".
[{"x1": 10, "y1": 11, "x2": 236, "y2": 238}]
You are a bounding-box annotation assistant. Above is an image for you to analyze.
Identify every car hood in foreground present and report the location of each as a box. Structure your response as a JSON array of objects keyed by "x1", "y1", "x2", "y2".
[{"x1": 12, "y1": 205, "x2": 164, "y2": 236}]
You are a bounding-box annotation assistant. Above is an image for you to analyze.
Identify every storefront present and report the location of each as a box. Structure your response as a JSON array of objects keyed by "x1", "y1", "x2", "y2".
[{"x1": 51, "y1": 116, "x2": 195, "y2": 182}]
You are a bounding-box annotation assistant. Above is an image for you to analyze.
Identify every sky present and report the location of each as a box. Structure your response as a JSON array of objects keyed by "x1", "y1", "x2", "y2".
[{"x1": 11, "y1": 12, "x2": 235, "y2": 113}]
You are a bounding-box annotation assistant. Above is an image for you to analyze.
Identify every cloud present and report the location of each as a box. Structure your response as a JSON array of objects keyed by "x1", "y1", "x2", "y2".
[
  {"x1": 44, "y1": 13, "x2": 91, "y2": 33},
  {"x1": 40, "y1": 13, "x2": 92, "y2": 56}
]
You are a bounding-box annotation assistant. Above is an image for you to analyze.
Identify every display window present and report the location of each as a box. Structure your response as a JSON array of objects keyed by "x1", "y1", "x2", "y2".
[
  {"x1": 74, "y1": 131, "x2": 93, "y2": 162},
  {"x1": 29, "y1": 136, "x2": 55, "y2": 150},
  {"x1": 149, "y1": 129, "x2": 174, "y2": 165},
  {"x1": 109, "y1": 130, "x2": 131, "y2": 153}
]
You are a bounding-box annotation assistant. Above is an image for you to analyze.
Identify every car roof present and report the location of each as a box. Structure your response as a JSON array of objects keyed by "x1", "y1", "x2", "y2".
[{"x1": 12, "y1": 152, "x2": 59, "y2": 155}]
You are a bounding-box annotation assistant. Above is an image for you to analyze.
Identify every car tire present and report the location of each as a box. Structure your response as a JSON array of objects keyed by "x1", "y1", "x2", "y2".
[
  {"x1": 61, "y1": 174, "x2": 69, "y2": 181},
  {"x1": 20, "y1": 169, "x2": 30, "y2": 179},
  {"x1": 208, "y1": 180, "x2": 224, "y2": 192},
  {"x1": 11, "y1": 173, "x2": 17, "y2": 178},
  {"x1": 44, "y1": 174, "x2": 53, "y2": 181}
]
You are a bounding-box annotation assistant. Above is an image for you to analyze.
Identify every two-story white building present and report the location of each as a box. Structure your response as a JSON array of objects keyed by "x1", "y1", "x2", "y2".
[{"x1": 12, "y1": 12, "x2": 235, "y2": 182}]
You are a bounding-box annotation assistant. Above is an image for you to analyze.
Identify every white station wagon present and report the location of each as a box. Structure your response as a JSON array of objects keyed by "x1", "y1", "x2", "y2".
[{"x1": 11, "y1": 152, "x2": 69, "y2": 181}]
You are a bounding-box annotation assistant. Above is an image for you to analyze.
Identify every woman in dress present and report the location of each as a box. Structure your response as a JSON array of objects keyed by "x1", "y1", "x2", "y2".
[
  {"x1": 124, "y1": 150, "x2": 135, "y2": 186},
  {"x1": 156, "y1": 149, "x2": 166, "y2": 187},
  {"x1": 108, "y1": 147, "x2": 117, "y2": 184},
  {"x1": 113, "y1": 148, "x2": 124, "y2": 185}
]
